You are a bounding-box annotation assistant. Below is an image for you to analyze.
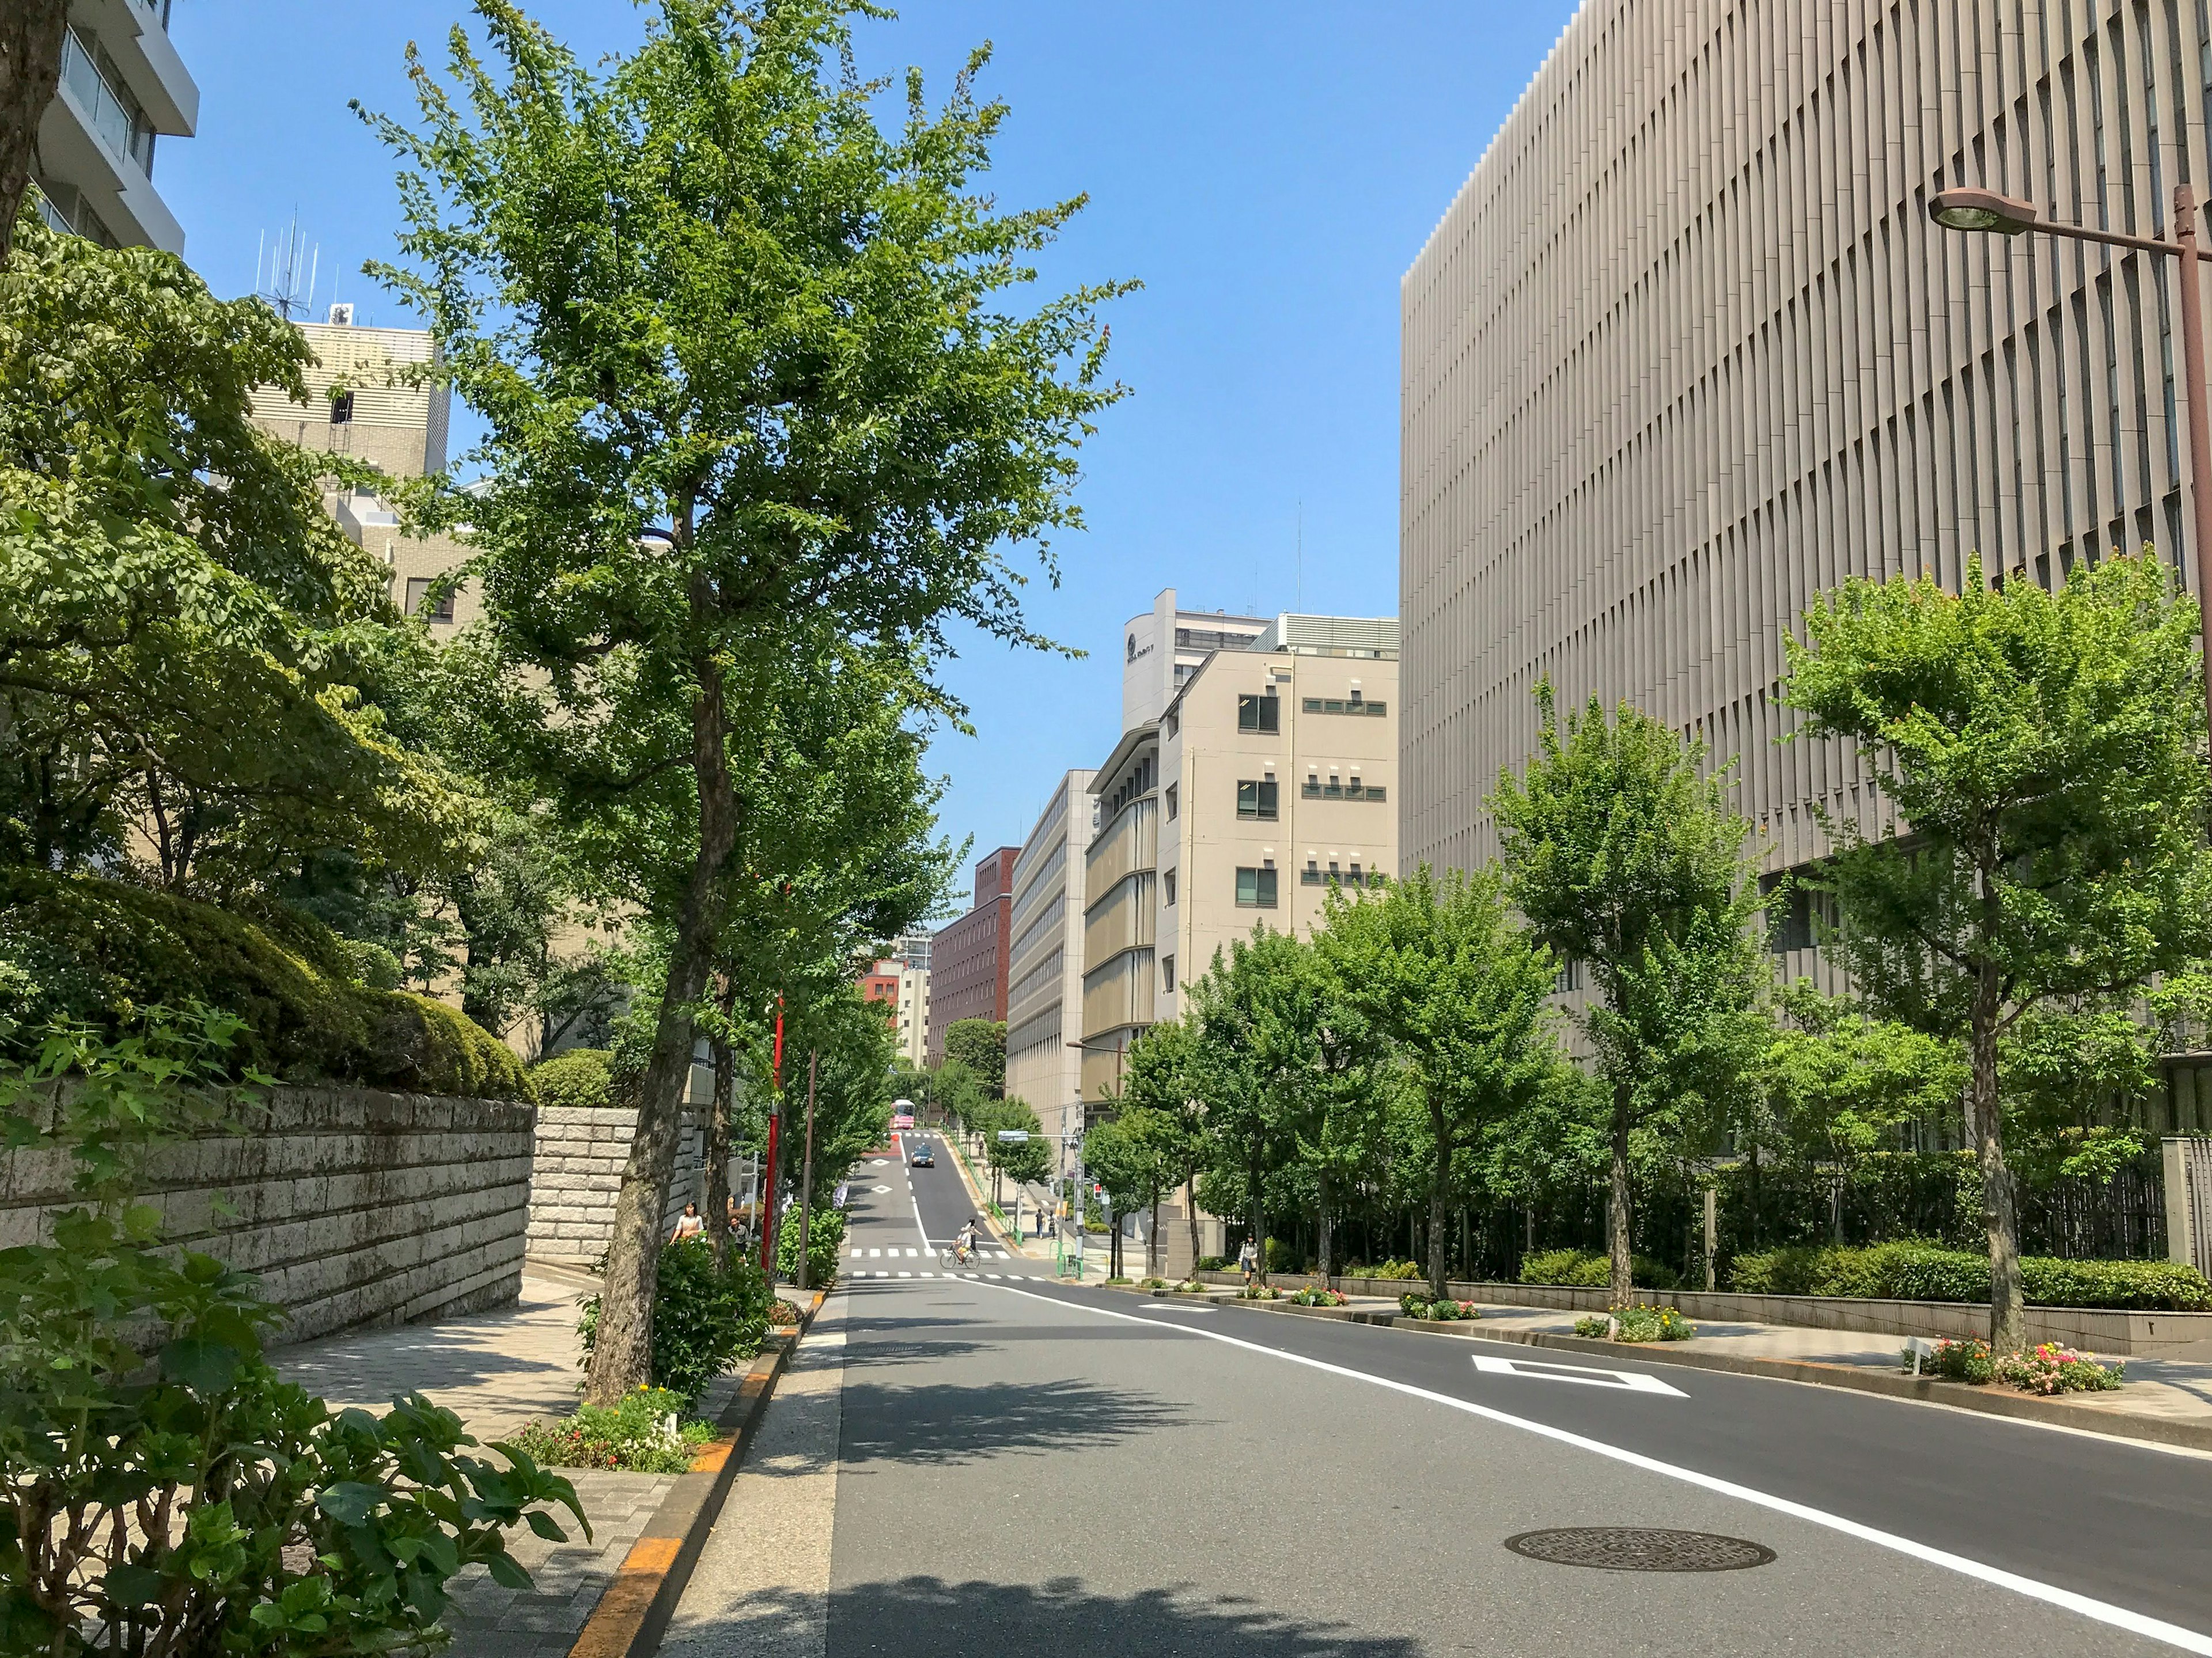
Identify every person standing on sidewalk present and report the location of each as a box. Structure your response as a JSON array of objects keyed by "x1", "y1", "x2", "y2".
[
  {"x1": 671, "y1": 1202, "x2": 705, "y2": 1245},
  {"x1": 1237, "y1": 1235, "x2": 1258, "y2": 1289}
]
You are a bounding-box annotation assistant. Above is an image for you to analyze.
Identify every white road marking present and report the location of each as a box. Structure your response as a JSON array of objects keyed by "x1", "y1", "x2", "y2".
[
  {"x1": 871, "y1": 1185, "x2": 891, "y2": 1193},
  {"x1": 867, "y1": 1248, "x2": 881, "y2": 1258},
  {"x1": 896, "y1": 1270, "x2": 912, "y2": 1278},
  {"x1": 1472, "y1": 1355, "x2": 1687, "y2": 1397},
  {"x1": 976, "y1": 1281, "x2": 2212, "y2": 1656},
  {"x1": 1138, "y1": 1304, "x2": 1217, "y2": 1314}
]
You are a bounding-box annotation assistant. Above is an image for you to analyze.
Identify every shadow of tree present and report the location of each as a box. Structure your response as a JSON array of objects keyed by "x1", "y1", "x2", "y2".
[
  {"x1": 835, "y1": 1379, "x2": 1199, "y2": 1467},
  {"x1": 796, "y1": 1574, "x2": 1424, "y2": 1658}
]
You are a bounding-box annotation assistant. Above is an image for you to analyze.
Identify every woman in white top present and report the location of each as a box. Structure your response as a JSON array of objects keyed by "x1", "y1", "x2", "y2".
[{"x1": 670, "y1": 1201, "x2": 705, "y2": 1244}]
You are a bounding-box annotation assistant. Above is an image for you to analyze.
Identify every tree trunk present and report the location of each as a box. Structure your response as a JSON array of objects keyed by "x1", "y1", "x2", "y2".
[
  {"x1": 0, "y1": 3, "x2": 68, "y2": 261},
  {"x1": 1184, "y1": 1173, "x2": 1202, "y2": 1277},
  {"x1": 583, "y1": 609, "x2": 738, "y2": 1406},
  {"x1": 1248, "y1": 1148, "x2": 1267, "y2": 1287},
  {"x1": 1147, "y1": 1189, "x2": 1161, "y2": 1279},
  {"x1": 1969, "y1": 951, "x2": 2025, "y2": 1352},
  {"x1": 703, "y1": 976, "x2": 736, "y2": 1268},
  {"x1": 1316, "y1": 1167, "x2": 1334, "y2": 1280},
  {"x1": 1427, "y1": 1100, "x2": 1452, "y2": 1300},
  {"x1": 1608, "y1": 1080, "x2": 1634, "y2": 1307}
]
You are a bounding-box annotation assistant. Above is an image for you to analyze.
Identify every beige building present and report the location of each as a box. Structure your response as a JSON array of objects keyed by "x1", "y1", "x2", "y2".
[
  {"x1": 37, "y1": 2, "x2": 196, "y2": 251},
  {"x1": 895, "y1": 965, "x2": 930, "y2": 1069},
  {"x1": 249, "y1": 310, "x2": 476, "y2": 631},
  {"x1": 1400, "y1": 0, "x2": 2212, "y2": 962},
  {"x1": 1006, "y1": 771, "x2": 1097, "y2": 1164},
  {"x1": 1080, "y1": 613, "x2": 1399, "y2": 1105}
]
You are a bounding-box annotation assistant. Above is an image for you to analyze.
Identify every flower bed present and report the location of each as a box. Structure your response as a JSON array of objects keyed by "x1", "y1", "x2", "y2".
[
  {"x1": 1240, "y1": 1284, "x2": 1284, "y2": 1300},
  {"x1": 1288, "y1": 1287, "x2": 1349, "y2": 1307},
  {"x1": 1400, "y1": 1293, "x2": 1482, "y2": 1321},
  {"x1": 1574, "y1": 1304, "x2": 1695, "y2": 1342},
  {"x1": 508, "y1": 1386, "x2": 715, "y2": 1474},
  {"x1": 1902, "y1": 1337, "x2": 2124, "y2": 1393}
]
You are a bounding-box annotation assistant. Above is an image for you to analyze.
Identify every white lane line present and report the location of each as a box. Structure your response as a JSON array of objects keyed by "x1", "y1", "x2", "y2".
[
  {"x1": 1472, "y1": 1355, "x2": 1688, "y2": 1397},
  {"x1": 896, "y1": 1270, "x2": 912, "y2": 1278},
  {"x1": 976, "y1": 1281, "x2": 2212, "y2": 1656}
]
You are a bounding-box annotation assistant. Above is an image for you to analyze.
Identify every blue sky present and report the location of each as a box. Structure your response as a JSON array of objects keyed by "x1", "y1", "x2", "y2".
[{"x1": 164, "y1": 2, "x2": 1578, "y2": 913}]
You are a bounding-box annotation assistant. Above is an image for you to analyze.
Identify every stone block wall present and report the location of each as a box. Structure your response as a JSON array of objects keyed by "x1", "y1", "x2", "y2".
[
  {"x1": 0, "y1": 1086, "x2": 535, "y2": 1346},
  {"x1": 525, "y1": 1103, "x2": 714, "y2": 1269}
]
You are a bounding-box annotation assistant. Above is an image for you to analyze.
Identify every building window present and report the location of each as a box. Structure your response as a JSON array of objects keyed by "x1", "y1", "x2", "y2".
[
  {"x1": 404, "y1": 578, "x2": 455, "y2": 624},
  {"x1": 1235, "y1": 866, "x2": 1278, "y2": 908},
  {"x1": 1301, "y1": 696, "x2": 1388, "y2": 716},
  {"x1": 330, "y1": 390, "x2": 355, "y2": 425},
  {"x1": 1163, "y1": 868, "x2": 1177, "y2": 906},
  {"x1": 1555, "y1": 957, "x2": 1582, "y2": 994},
  {"x1": 1161, "y1": 955, "x2": 1176, "y2": 993},
  {"x1": 1165, "y1": 710, "x2": 1180, "y2": 737},
  {"x1": 1302, "y1": 777, "x2": 1386, "y2": 802},
  {"x1": 1236, "y1": 778, "x2": 1279, "y2": 819},
  {"x1": 1164, "y1": 783, "x2": 1178, "y2": 819},
  {"x1": 1237, "y1": 693, "x2": 1280, "y2": 733},
  {"x1": 62, "y1": 28, "x2": 157, "y2": 176}
]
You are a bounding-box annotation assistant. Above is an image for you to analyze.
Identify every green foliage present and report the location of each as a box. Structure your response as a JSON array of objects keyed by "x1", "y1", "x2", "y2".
[
  {"x1": 1347, "y1": 1259, "x2": 1425, "y2": 1281},
  {"x1": 1728, "y1": 1241, "x2": 2212, "y2": 1310},
  {"x1": 1287, "y1": 1287, "x2": 1347, "y2": 1307},
  {"x1": 978, "y1": 1095, "x2": 1049, "y2": 1186},
  {"x1": 1493, "y1": 686, "x2": 1770, "y2": 1299},
  {"x1": 1400, "y1": 1294, "x2": 1480, "y2": 1321},
  {"x1": 0, "y1": 206, "x2": 472, "y2": 895},
  {"x1": 508, "y1": 1387, "x2": 716, "y2": 1473},
  {"x1": 1785, "y1": 552, "x2": 2212, "y2": 1345},
  {"x1": 778, "y1": 1204, "x2": 847, "y2": 1289},
  {"x1": 0, "y1": 1011, "x2": 582, "y2": 1655},
  {"x1": 0, "y1": 868, "x2": 529, "y2": 1097},
  {"x1": 944, "y1": 1020, "x2": 1007, "y2": 1098},
  {"x1": 1758, "y1": 982, "x2": 1964, "y2": 1166},
  {"x1": 1911, "y1": 1337, "x2": 1996, "y2": 1384},
  {"x1": 579, "y1": 1236, "x2": 773, "y2": 1406},
  {"x1": 1573, "y1": 1304, "x2": 1694, "y2": 1342},
  {"x1": 526, "y1": 1046, "x2": 619, "y2": 1112},
  {"x1": 1518, "y1": 1248, "x2": 1681, "y2": 1291}
]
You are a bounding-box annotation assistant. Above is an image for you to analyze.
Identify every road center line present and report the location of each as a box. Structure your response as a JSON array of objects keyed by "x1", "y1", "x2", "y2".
[{"x1": 975, "y1": 1280, "x2": 2212, "y2": 1655}]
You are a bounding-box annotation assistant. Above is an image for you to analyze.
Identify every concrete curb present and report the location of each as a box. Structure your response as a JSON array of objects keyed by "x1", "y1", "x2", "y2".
[
  {"x1": 1210, "y1": 1296, "x2": 2212, "y2": 1456},
  {"x1": 566, "y1": 1289, "x2": 829, "y2": 1658}
]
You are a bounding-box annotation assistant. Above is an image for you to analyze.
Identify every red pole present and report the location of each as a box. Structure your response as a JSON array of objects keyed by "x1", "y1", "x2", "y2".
[{"x1": 762, "y1": 999, "x2": 784, "y2": 1277}]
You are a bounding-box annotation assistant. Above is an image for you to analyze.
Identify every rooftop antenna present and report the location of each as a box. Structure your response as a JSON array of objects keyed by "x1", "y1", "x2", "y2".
[
  {"x1": 1296, "y1": 500, "x2": 1304, "y2": 612},
  {"x1": 253, "y1": 215, "x2": 319, "y2": 320}
]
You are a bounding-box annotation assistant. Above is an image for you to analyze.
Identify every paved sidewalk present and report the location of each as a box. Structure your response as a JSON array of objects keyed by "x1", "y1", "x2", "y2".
[{"x1": 274, "y1": 1267, "x2": 696, "y2": 1658}]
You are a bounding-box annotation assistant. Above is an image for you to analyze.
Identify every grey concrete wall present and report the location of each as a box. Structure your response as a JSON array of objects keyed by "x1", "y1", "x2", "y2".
[{"x1": 0, "y1": 1086, "x2": 535, "y2": 1346}]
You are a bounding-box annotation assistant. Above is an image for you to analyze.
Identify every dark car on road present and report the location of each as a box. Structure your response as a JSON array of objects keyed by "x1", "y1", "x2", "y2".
[{"x1": 910, "y1": 1145, "x2": 935, "y2": 1167}]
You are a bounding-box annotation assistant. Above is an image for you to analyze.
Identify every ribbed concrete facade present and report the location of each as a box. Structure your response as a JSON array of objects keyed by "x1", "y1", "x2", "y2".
[
  {"x1": 1006, "y1": 771, "x2": 1095, "y2": 1168},
  {"x1": 1403, "y1": 1, "x2": 2212, "y2": 889}
]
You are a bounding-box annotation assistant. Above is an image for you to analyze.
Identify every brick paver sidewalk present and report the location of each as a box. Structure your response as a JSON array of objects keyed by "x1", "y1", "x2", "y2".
[{"x1": 275, "y1": 1266, "x2": 711, "y2": 1658}]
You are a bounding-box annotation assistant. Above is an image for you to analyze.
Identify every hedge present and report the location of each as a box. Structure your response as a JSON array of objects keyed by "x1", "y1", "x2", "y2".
[
  {"x1": 1728, "y1": 1240, "x2": 2212, "y2": 1311},
  {"x1": 1520, "y1": 1247, "x2": 1681, "y2": 1292},
  {"x1": 527, "y1": 1047, "x2": 619, "y2": 1111},
  {"x1": 0, "y1": 868, "x2": 528, "y2": 1099}
]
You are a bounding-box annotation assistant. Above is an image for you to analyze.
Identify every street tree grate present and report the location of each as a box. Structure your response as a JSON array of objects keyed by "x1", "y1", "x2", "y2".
[{"x1": 1503, "y1": 1527, "x2": 1777, "y2": 1573}]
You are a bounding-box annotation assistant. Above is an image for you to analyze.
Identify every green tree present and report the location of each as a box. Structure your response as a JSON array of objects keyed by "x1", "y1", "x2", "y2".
[
  {"x1": 1119, "y1": 1018, "x2": 1208, "y2": 1272},
  {"x1": 1493, "y1": 689, "x2": 1770, "y2": 1304},
  {"x1": 944, "y1": 1019, "x2": 1008, "y2": 1099},
  {"x1": 0, "y1": 208, "x2": 469, "y2": 892},
  {"x1": 1316, "y1": 867, "x2": 1560, "y2": 1298},
  {"x1": 361, "y1": 2, "x2": 1127, "y2": 1401},
  {"x1": 982, "y1": 1095, "x2": 1048, "y2": 1206},
  {"x1": 1785, "y1": 552, "x2": 2212, "y2": 1348}
]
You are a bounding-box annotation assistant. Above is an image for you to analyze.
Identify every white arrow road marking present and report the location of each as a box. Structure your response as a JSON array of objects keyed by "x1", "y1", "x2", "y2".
[{"x1": 1472, "y1": 1355, "x2": 1687, "y2": 1396}]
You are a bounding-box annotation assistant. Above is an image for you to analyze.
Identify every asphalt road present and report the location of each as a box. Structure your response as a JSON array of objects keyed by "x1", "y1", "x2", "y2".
[
  {"x1": 836, "y1": 1130, "x2": 1052, "y2": 1277},
  {"x1": 808, "y1": 1180, "x2": 2212, "y2": 1657}
]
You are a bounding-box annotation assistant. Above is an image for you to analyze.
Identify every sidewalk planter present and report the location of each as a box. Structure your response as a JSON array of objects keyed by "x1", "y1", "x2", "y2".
[{"x1": 1192, "y1": 1272, "x2": 2212, "y2": 1355}]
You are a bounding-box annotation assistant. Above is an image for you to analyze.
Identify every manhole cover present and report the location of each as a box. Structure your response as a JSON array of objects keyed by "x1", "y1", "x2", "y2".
[{"x1": 1503, "y1": 1527, "x2": 1775, "y2": 1573}]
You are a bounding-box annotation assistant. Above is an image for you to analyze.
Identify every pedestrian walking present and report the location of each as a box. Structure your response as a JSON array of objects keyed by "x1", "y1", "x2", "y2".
[
  {"x1": 1237, "y1": 1235, "x2": 1259, "y2": 1288},
  {"x1": 671, "y1": 1201, "x2": 705, "y2": 1245}
]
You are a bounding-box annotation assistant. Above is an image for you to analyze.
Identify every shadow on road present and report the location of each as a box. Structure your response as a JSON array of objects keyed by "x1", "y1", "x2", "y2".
[
  {"x1": 838, "y1": 1379, "x2": 1200, "y2": 1466},
  {"x1": 812, "y1": 1574, "x2": 1422, "y2": 1657}
]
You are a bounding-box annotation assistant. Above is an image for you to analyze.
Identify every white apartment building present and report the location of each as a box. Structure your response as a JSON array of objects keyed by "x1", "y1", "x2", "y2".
[
  {"x1": 895, "y1": 965, "x2": 930, "y2": 1069},
  {"x1": 1080, "y1": 612, "x2": 1399, "y2": 1103},
  {"x1": 37, "y1": 2, "x2": 197, "y2": 252},
  {"x1": 1006, "y1": 771, "x2": 1097, "y2": 1169}
]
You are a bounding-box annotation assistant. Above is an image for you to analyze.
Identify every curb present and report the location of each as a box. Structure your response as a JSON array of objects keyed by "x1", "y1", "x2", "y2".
[
  {"x1": 1213, "y1": 1296, "x2": 2212, "y2": 1456},
  {"x1": 567, "y1": 1288, "x2": 829, "y2": 1658}
]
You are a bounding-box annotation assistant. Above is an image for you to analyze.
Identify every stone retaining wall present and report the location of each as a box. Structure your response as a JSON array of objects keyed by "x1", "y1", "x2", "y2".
[
  {"x1": 1198, "y1": 1271, "x2": 2212, "y2": 1355},
  {"x1": 525, "y1": 1103, "x2": 713, "y2": 1269},
  {"x1": 0, "y1": 1086, "x2": 535, "y2": 1346}
]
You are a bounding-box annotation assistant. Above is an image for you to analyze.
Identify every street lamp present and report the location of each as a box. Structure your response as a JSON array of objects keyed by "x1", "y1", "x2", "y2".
[{"x1": 1929, "y1": 183, "x2": 2212, "y2": 734}]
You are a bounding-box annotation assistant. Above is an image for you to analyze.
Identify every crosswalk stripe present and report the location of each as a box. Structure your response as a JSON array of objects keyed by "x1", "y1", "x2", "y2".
[
  {"x1": 868, "y1": 1248, "x2": 881, "y2": 1258},
  {"x1": 897, "y1": 1270, "x2": 912, "y2": 1277}
]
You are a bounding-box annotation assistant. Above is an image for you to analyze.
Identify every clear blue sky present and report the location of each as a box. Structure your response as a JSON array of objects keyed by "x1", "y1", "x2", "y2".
[{"x1": 164, "y1": 2, "x2": 1578, "y2": 913}]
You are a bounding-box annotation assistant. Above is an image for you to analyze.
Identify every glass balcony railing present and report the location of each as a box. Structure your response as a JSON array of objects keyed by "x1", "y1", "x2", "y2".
[{"x1": 62, "y1": 29, "x2": 157, "y2": 177}]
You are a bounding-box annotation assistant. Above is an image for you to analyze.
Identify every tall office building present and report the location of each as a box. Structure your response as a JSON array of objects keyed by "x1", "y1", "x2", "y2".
[
  {"x1": 248, "y1": 312, "x2": 475, "y2": 631},
  {"x1": 1401, "y1": 0, "x2": 2212, "y2": 965},
  {"x1": 1081, "y1": 612, "x2": 1399, "y2": 1105},
  {"x1": 1006, "y1": 771, "x2": 1097, "y2": 1162},
  {"x1": 925, "y1": 848, "x2": 1021, "y2": 1065},
  {"x1": 36, "y1": 3, "x2": 197, "y2": 251}
]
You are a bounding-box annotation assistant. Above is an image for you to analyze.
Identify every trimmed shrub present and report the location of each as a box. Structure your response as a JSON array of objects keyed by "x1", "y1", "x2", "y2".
[
  {"x1": 507, "y1": 1387, "x2": 715, "y2": 1473},
  {"x1": 1730, "y1": 1242, "x2": 2211, "y2": 1311},
  {"x1": 579, "y1": 1238, "x2": 772, "y2": 1406},
  {"x1": 1519, "y1": 1247, "x2": 1681, "y2": 1291},
  {"x1": 0, "y1": 870, "x2": 528, "y2": 1098},
  {"x1": 528, "y1": 1047, "x2": 619, "y2": 1111},
  {"x1": 778, "y1": 1203, "x2": 846, "y2": 1287}
]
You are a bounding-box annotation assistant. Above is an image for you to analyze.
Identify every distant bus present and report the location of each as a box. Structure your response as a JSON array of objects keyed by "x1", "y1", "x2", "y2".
[{"x1": 891, "y1": 1098, "x2": 916, "y2": 1130}]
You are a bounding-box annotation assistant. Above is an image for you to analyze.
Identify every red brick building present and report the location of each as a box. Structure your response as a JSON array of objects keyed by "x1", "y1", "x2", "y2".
[{"x1": 924, "y1": 847, "x2": 1020, "y2": 1065}]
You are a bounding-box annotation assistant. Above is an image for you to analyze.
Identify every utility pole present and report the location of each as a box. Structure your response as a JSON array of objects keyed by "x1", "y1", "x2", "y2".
[{"x1": 796, "y1": 1051, "x2": 820, "y2": 1292}]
